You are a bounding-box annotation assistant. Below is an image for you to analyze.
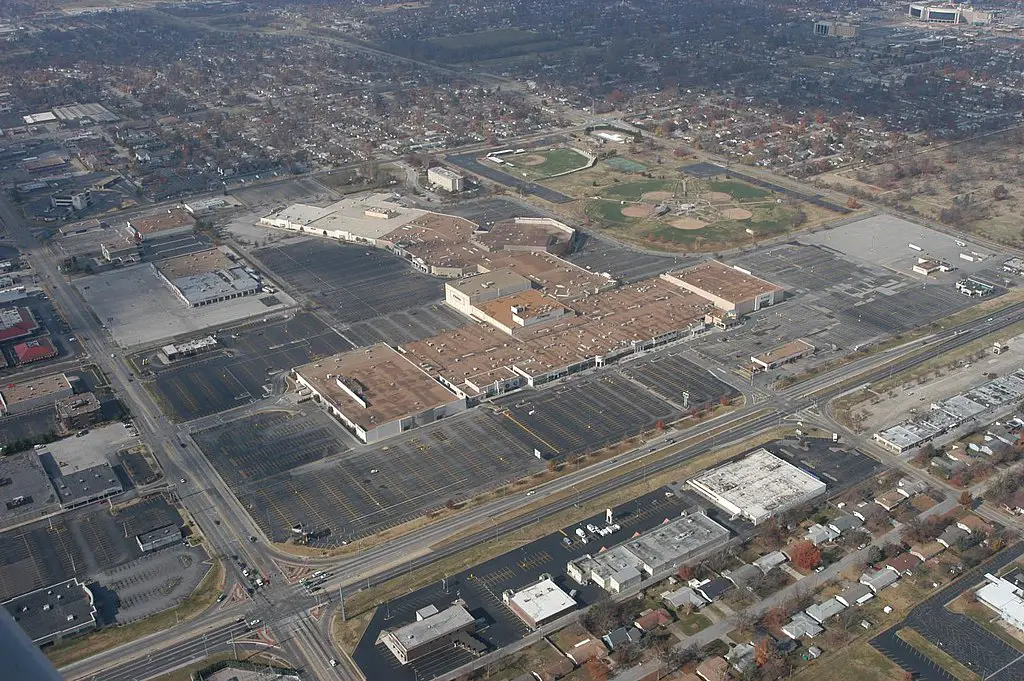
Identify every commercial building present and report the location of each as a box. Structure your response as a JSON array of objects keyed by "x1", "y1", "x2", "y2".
[
  {"x1": 3, "y1": 579, "x2": 96, "y2": 646},
  {"x1": 12, "y1": 338, "x2": 58, "y2": 365},
  {"x1": 54, "y1": 392, "x2": 102, "y2": 431},
  {"x1": 183, "y1": 197, "x2": 227, "y2": 215},
  {"x1": 472, "y1": 218, "x2": 575, "y2": 256},
  {"x1": 751, "y1": 339, "x2": 815, "y2": 372},
  {"x1": 294, "y1": 344, "x2": 466, "y2": 444},
  {"x1": 956, "y1": 277, "x2": 994, "y2": 297},
  {"x1": 427, "y1": 166, "x2": 465, "y2": 192},
  {"x1": 471, "y1": 289, "x2": 571, "y2": 337},
  {"x1": 568, "y1": 512, "x2": 730, "y2": 593},
  {"x1": 0, "y1": 307, "x2": 38, "y2": 342},
  {"x1": 136, "y1": 524, "x2": 182, "y2": 552},
  {"x1": 260, "y1": 194, "x2": 424, "y2": 246},
  {"x1": 502, "y1": 576, "x2": 577, "y2": 629},
  {"x1": 382, "y1": 603, "x2": 476, "y2": 665},
  {"x1": 154, "y1": 251, "x2": 261, "y2": 308},
  {"x1": 127, "y1": 208, "x2": 196, "y2": 241},
  {"x1": 813, "y1": 20, "x2": 858, "y2": 37},
  {"x1": 50, "y1": 189, "x2": 92, "y2": 212},
  {"x1": 0, "y1": 373, "x2": 74, "y2": 416},
  {"x1": 160, "y1": 336, "x2": 218, "y2": 362},
  {"x1": 661, "y1": 261, "x2": 783, "y2": 316},
  {"x1": 908, "y1": 2, "x2": 991, "y2": 23},
  {"x1": 51, "y1": 462, "x2": 123, "y2": 509},
  {"x1": 688, "y1": 448, "x2": 826, "y2": 525},
  {"x1": 444, "y1": 269, "x2": 533, "y2": 316},
  {"x1": 977, "y1": 574, "x2": 1024, "y2": 632}
]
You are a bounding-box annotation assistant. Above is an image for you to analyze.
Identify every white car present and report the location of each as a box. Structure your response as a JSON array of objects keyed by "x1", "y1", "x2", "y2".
[
  {"x1": 586, "y1": 523, "x2": 598, "y2": 533},
  {"x1": 329, "y1": 659, "x2": 338, "y2": 667}
]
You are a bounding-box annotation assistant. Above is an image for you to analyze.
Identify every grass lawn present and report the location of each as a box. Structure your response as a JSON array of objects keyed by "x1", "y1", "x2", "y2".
[
  {"x1": 676, "y1": 612, "x2": 712, "y2": 635},
  {"x1": 791, "y1": 640, "x2": 907, "y2": 681},
  {"x1": 897, "y1": 628, "x2": 981, "y2": 681},
  {"x1": 518, "y1": 148, "x2": 591, "y2": 179},
  {"x1": 585, "y1": 198, "x2": 636, "y2": 225},
  {"x1": 710, "y1": 179, "x2": 770, "y2": 200},
  {"x1": 602, "y1": 179, "x2": 675, "y2": 201},
  {"x1": 48, "y1": 558, "x2": 225, "y2": 669},
  {"x1": 428, "y1": 28, "x2": 544, "y2": 50},
  {"x1": 646, "y1": 204, "x2": 797, "y2": 249}
]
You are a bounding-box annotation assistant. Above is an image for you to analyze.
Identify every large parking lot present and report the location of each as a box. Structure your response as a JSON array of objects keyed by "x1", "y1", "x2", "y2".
[
  {"x1": 0, "y1": 496, "x2": 182, "y2": 601},
  {"x1": 227, "y1": 411, "x2": 543, "y2": 544},
  {"x1": 566, "y1": 233, "x2": 690, "y2": 283},
  {"x1": 353, "y1": 487, "x2": 696, "y2": 681},
  {"x1": 694, "y1": 243, "x2": 978, "y2": 369},
  {"x1": 492, "y1": 374, "x2": 681, "y2": 459},
  {"x1": 142, "y1": 312, "x2": 353, "y2": 422},
  {"x1": 253, "y1": 237, "x2": 446, "y2": 327},
  {"x1": 617, "y1": 353, "x2": 740, "y2": 407},
  {"x1": 92, "y1": 545, "x2": 209, "y2": 624}
]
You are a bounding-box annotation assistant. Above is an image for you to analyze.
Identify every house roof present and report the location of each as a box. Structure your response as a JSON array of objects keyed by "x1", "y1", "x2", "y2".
[
  {"x1": 753, "y1": 551, "x2": 788, "y2": 573},
  {"x1": 909, "y1": 541, "x2": 946, "y2": 560},
  {"x1": 662, "y1": 587, "x2": 707, "y2": 609},
  {"x1": 805, "y1": 599, "x2": 847, "y2": 623},
  {"x1": 884, "y1": 553, "x2": 923, "y2": 573},
  {"x1": 837, "y1": 583, "x2": 873, "y2": 605},
  {"x1": 696, "y1": 577, "x2": 732, "y2": 601},
  {"x1": 957, "y1": 513, "x2": 994, "y2": 534},
  {"x1": 565, "y1": 639, "x2": 608, "y2": 665},
  {"x1": 696, "y1": 656, "x2": 730, "y2": 681},
  {"x1": 726, "y1": 564, "x2": 762, "y2": 586},
  {"x1": 635, "y1": 608, "x2": 673, "y2": 631},
  {"x1": 829, "y1": 515, "x2": 863, "y2": 533},
  {"x1": 604, "y1": 626, "x2": 642, "y2": 649},
  {"x1": 860, "y1": 569, "x2": 900, "y2": 592}
]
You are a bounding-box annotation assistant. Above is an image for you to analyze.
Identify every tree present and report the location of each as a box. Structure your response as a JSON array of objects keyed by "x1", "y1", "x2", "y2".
[
  {"x1": 959, "y1": 490, "x2": 974, "y2": 507},
  {"x1": 754, "y1": 638, "x2": 773, "y2": 666},
  {"x1": 617, "y1": 641, "x2": 643, "y2": 666},
  {"x1": 583, "y1": 658, "x2": 609, "y2": 681},
  {"x1": 790, "y1": 541, "x2": 821, "y2": 571},
  {"x1": 761, "y1": 606, "x2": 786, "y2": 630},
  {"x1": 993, "y1": 184, "x2": 1010, "y2": 200}
]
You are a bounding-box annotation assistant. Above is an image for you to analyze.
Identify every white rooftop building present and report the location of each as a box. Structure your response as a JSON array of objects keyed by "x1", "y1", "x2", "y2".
[
  {"x1": 502, "y1": 576, "x2": 576, "y2": 629},
  {"x1": 688, "y1": 449, "x2": 826, "y2": 525},
  {"x1": 977, "y1": 574, "x2": 1024, "y2": 632}
]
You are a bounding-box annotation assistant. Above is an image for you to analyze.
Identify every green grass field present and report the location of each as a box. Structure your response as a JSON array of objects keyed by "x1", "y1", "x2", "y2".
[
  {"x1": 585, "y1": 199, "x2": 634, "y2": 224},
  {"x1": 513, "y1": 148, "x2": 591, "y2": 180},
  {"x1": 710, "y1": 179, "x2": 770, "y2": 200},
  {"x1": 601, "y1": 179, "x2": 675, "y2": 201},
  {"x1": 428, "y1": 28, "x2": 544, "y2": 51}
]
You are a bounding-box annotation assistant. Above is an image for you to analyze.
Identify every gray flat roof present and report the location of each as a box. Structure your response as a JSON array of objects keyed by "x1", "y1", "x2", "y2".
[
  {"x1": 172, "y1": 267, "x2": 260, "y2": 305},
  {"x1": 51, "y1": 463, "x2": 123, "y2": 506},
  {"x1": 3, "y1": 579, "x2": 95, "y2": 643},
  {"x1": 387, "y1": 604, "x2": 474, "y2": 651},
  {"x1": 0, "y1": 452, "x2": 59, "y2": 525},
  {"x1": 622, "y1": 513, "x2": 730, "y2": 570}
]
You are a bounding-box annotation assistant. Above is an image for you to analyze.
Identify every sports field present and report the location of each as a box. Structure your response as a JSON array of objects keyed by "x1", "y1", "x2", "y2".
[{"x1": 505, "y1": 148, "x2": 592, "y2": 181}]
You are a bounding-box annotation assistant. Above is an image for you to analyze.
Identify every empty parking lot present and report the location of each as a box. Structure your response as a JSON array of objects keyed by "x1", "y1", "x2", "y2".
[
  {"x1": 254, "y1": 238, "x2": 446, "y2": 326},
  {"x1": 203, "y1": 410, "x2": 542, "y2": 544},
  {"x1": 143, "y1": 312, "x2": 352, "y2": 422},
  {"x1": 618, "y1": 353, "x2": 740, "y2": 407}
]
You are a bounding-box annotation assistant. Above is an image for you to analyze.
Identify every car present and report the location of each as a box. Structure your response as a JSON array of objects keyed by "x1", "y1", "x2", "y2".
[
  {"x1": 858, "y1": 543, "x2": 867, "y2": 551},
  {"x1": 562, "y1": 537, "x2": 572, "y2": 545},
  {"x1": 248, "y1": 619, "x2": 261, "y2": 627},
  {"x1": 214, "y1": 519, "x2": 221, "y2": 525},
  {"x1": 179, "y1": 478, "x2": 187, "y2": 484},
  {"x1": 216, "y1": 594, "x2": 227, "y2": 602},
  {"x1": 249, "y1": 535, "x2": 257, "y2": 542},
  {"x1": 815, "y1": 566, "x2": 825, "y2": 573},
  {"x1": 526, "y1": 490, "x2": 536, "y2": 496},
  {"x1": 68, "y1": 336, "x2": 76, "y2": 342},
  {"x1": 329, "y1": 659, "x2": 338, "y2": 667},
  {"x1": 586, "y1": 523, "x2": 598, "y2": 533},
  {"x1": 369, "y1": 469, "x2": 379, "y2": 474}
]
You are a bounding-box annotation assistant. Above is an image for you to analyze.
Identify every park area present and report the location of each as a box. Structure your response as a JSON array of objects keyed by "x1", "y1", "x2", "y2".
[{"x1": 552, "y1": 158, "x2": 831, "y2": 252}]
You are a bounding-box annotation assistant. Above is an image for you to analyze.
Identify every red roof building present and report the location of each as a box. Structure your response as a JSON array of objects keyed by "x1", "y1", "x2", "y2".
[
  {"x1": 0, "y1": 307, "x2": 38, "y2": 343},
  {"x1": 13, "y1": 338, "x2": 57, "y2": 364}
]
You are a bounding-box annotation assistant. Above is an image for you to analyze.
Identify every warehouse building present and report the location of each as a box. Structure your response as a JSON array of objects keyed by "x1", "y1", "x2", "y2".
[
  {"x1": 153, "y1": 251, "x2": 261, "y2": 308},
  {"x1": 127, "y1": 208, "x2": 196, "y2": 241},
  {"x1": 136, "y1": 524, "x2": 182, "y2": 552},
  {"x1": 3, "y1": 578, "x2": 96, "y2": 646},
  {"x1": 503, "y1": 576, "x2": 577, "y2": 629},
  {"x1": 0, "y1": 373, "x2": 74, "y2": 415},
  {"x1": 688, "y1": 449, "x2": 826, "y2": 525},
  {"x1": 661, "y1": 260, "x2": 784, "y2": 316},
  {"x1": 54, "y1": 392, "x2": 102, "y2": 431},
  {"x1": 382, "y1": 603, "x2": 476, "y2": 664},
  {"x1": 294, "y1": 344, "x2": 466, "y2": 444},
  {"x1": 568, "y1": 512, "x2": 730, "y2": 593},
  {"x1": 427, "y1": 166, "x2": 465, "y2": 193}
]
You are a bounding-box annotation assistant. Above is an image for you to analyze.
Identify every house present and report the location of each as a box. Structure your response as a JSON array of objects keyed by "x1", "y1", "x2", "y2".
[
  {"x1": 695, "y1": 656, "x2": 730, "y2": 681},
  {"x1": 536, "y1": 657, "x2": 576, "y2": 681},
  {"x1": 725, "y1": 564, "x2": 762, "y2": 589},
  {"x1": 662, "y1": 587, "x2": 707, "y2": 610},
  {"x1": 1001, "y1": 489, "x2": 1024, "y2": 516},
  {"x1": 565, "y1": 638, "x2": 609, "y2": 665},
  {"x1": 937, "y1": 524, "x2": 969, "y2": 549},
  {"x1": 860, "y1": 569, "x2": 900, "y2": 593},
  {"x1": 874, "y1": 490, "x2": 906, "y2": 511},
  {"x1": 726, "y1": 643, "x2": 755, "y2": 674},
  {"x1": 909, "y1": 541, "x2": 945, "y2": 562},
  {"x1": 634, "y1": 608, "x2": 672, "y2": 632},
  {"x1": 836, "y1": 583, "x2": 874, "y2": 607},
  {"x1": 782, "y1": 613, "x2": 823, "y2": 639},
  {"x1": 956, "y1": 514, "x2": 994, "y2": 536},
  {"x1": 883, "y1": 553, "x2": 922, "y2": 576},
  {"x1": 896, "y1": 477, "x2": 928, "y2": 498},
  {"x1": 804, "y1": 599, "x2": 847, "y2": 624},
  {"x1": 753, "y1": 551, "x2": 788, "y2": 574},
  {"x1": 603, "y1": 626, "x2": 642, "y2": 650},
  {"x1": 694, "y1": 577, "x2": 732, "y2": 602},
  {"x1": 805, "y1": 523, "x2": 839, "y2": 545},
  {"x1": 828, "y1": 515, "x2": 864, "y2": 535}
]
